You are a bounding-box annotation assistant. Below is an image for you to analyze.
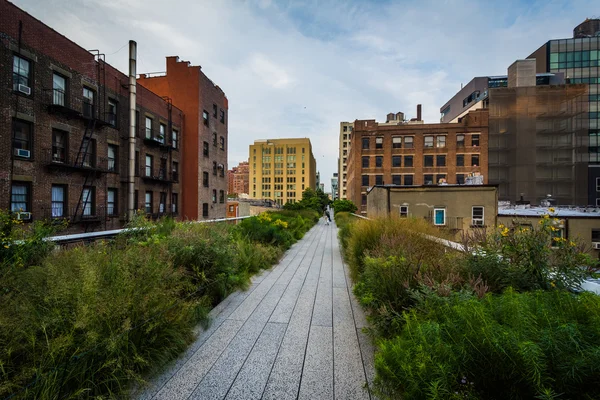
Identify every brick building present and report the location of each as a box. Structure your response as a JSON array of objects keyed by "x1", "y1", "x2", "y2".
[
  {"x1": 0, "y1": 0, "x2": 182, "y2": 232},
  {"x1": 347, "y1": 109, "x2": 488, "y2": 213},
  {"x1": 138, "y1": 57, "x2": 228, "y2": 220},
  {"x1": 227, "y1": 161, "x2": 249, "y2": 196}
]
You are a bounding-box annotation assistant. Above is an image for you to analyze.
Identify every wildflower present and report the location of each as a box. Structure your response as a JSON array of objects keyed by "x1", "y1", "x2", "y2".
[
  {"x1": 569, "y1": 241, "x2": 576, "y2": 247},
  {"x1": 553, "y1": 237, "x2": 561, "y2": 242},
  {"x1": 543, "y1": 214, "x2": 550, "y2": 219},
  {"x1": 501, "y1": 227, "x2": 509, "y2": 237},
  {"x1": 550, "y1": 282, "x2": 556, "y2": 288},
  {"x1": 548, "y1": 207, "x2": 556, "y2": 213},
  {"x1": 3, "y1": 245, "x2": 8, "y2": 249},
  {"x1": 550, "y1": 226, "x2": 558, "y2": 232}
]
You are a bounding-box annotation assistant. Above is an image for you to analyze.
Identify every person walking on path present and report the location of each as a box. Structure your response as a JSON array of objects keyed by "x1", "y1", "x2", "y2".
[{"x1": 323, "y1": 210, "x2": 330, "y2": 225}]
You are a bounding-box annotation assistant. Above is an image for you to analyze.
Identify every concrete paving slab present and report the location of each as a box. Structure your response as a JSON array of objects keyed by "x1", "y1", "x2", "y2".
[{"x1": 298, "y1": 325, "x2": 334, "y2": 400}]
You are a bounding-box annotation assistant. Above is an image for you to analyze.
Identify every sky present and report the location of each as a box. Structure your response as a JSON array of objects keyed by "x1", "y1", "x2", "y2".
[{"x1": 14, "y1": 0, "x2": 596, "y2": 193}]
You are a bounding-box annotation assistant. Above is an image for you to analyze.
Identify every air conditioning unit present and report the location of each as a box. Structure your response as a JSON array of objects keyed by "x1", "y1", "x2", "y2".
[
  {"x1": 593, "y1": 242, "x2": 600, "y2": 250},
  {"x1": 14, "y1": 148, "x2": 31, "y2": 158},
  {"x1": 16, "y1": 212, "x2": 32, "y2": 221},
  {"x1": 18, "y1": 84, "x2": 31, "y2": 95}
]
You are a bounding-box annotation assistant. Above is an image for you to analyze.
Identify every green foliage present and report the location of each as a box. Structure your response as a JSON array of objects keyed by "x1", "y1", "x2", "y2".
[
  {"x1": 0, "y1": 209, "x2": 317, "y2": 399},
  {"x1": 374, "y1": 289, "x2": 600, "y2": 400},
  {"x1": 283, "y1": 187, "x2": 331, "y2": 213},
  {"x1": 332, "y1": 199, "x2": 357, "y2": 214}
]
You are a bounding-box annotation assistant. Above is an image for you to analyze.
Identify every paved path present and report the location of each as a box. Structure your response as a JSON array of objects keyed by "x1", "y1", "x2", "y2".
[{"x1": 135, "y1": 217, "x2": 375, "y2": 400}]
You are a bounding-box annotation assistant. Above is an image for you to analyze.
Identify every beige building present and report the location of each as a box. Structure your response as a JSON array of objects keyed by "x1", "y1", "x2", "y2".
[
  {"x1": 367, "y1": 185, "x2": 498, "y2": 237},
  {"x1": 249, "y1": 138, "x2": 317, "y2": 206},
  {"x1": 338, "y1": 122, "x2": 353, "y2": 199},
  {"x1": 498, "y1": 207, "x2": 600, "y2": 258}
]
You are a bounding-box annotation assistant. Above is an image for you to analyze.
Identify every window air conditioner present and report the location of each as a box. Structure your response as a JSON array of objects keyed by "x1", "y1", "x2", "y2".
[
  {"x1": 16, "y1": 212, "x2": 32, "y2": 221},
  {"x1": 14, "y1": 148, "x2": 31, "y2": 158},
  {"x1": 18, "y1": 84, "x2": 31, "y2": 95},
  {"x1": 593, "y1": 242, "x2": 600, "y2": 250}
]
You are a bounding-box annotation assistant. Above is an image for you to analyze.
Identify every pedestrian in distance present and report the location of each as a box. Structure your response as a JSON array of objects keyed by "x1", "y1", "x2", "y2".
[
  {"x1": 323, "y1": 210, "x2": 329, "y2": 225},
  {"x1": 325, "y1": 209, "x2": 331, "y2": 222}
]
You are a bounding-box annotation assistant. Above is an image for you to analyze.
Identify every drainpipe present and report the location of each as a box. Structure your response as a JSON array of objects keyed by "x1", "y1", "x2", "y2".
[{"x1": 128, "y1": 41, "x2": 137, "y2": 221}]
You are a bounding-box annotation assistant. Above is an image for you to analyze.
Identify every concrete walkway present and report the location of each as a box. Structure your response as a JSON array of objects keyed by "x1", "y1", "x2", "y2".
[{"x1": 135, "y1": 217, "x2": 375, "y2": 400}]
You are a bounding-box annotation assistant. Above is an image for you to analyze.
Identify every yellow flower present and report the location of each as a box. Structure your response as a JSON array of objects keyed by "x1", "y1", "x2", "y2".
[
  {"x1": 498, "y1": 224, "x2": 505, "y2": 229},
  {"x1": 569, "y1": 241, "x2": 576, "y2": 247},
  {"x1": 553, "y1": 237, "x2": 561, "y2": 242},
  {"x1": 538, "y1": 220, "x2": 544, "y2": 225},
  {"x1": 3, "y1": 245, "x2": 8, "y2": 249},
  {"x1": 548, "y1": 207, "x2": 555, "y2": 213},
  {"x1": 543, "y1": 214, "x2": 550, "y2": 219},
  {"x1": 550, "y1": 226, "x2": 558, "y2": 232},
  {"x1": 550, "y1": 282, "x2": 556, "y2": 288}
]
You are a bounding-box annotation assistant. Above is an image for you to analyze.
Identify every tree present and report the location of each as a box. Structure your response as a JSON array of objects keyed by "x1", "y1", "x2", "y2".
[{"x1": 332, "y1": 199, "x2": 357, "y2": 214}]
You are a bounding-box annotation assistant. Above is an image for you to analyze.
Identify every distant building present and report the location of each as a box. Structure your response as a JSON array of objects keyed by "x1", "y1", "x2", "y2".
[
  {"x1": 227, "y1": 161, "x2": 249, "y2": 196},
  {"x1": 316, "y1": 171, "x2": 321, "y2": 191},
  {"x1": 331, "y1": 173, "x2": 339, "y2": 200},
  {"x1": 498, "y1": 205, "x2": 600, "y2": 258},
  {"x1": 367, "y1": 184, "x2": 498, "y2": 238},
  {"x1": 527, "y1": 18, "x2": 600, "y2": 206},
  {"x1": 138, "y1": 56, "x2": 228, "y2": 220},
  {"x1": 338, "y1": 122, "x2": 354, "y2": 199},
  {"x1": 347, "y1": 108, "x2": 488, "y2": 214},
  {"x1": 248, "y1": 138, "x2": 316, "y2": 206}
]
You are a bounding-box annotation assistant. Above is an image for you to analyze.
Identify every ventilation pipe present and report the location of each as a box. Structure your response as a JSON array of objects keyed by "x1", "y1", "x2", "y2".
[
  {"x1": 128, "y1": 40, "x2": 137, "y2": 221},
  {"x1": 417, "y1": 104, "x2": 422, "y2": 121}
]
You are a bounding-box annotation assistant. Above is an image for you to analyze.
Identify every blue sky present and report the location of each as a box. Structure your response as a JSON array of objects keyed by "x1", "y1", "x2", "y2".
[{"x1": 14, "y1": 0, "x2": 596, "y2": 192}]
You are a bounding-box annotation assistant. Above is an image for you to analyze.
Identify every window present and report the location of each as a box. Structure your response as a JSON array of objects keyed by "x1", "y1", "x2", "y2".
[
  {"x1": 362, "y1": 175, "x2": 369, "y2": 186},
  {"x1": 362, "y1": 156, "x2": 369, "y2": 168},
  {"x1": 361, "y1": 194, "x2": 367, "y2": 205},
  {"x1": 172, "y1": 162, "x2": 179, "y2": 182},
  {"x1": 592, "y1": 229, "x2": 600, "y2": 243},
  {"x1": 13, "y1": 119, "x2": 32, "y2": 155},
  {"x1": 375, "y1": 137, "x2": 383, "y2": 149},
  {"x1": 404, "y1": 175, "x2": 413, "y2": 185},
  {"x1": 159, "y1": 123, "x2": 166, "y2": 144},
  {"x1": 107, "y1": 145, "x2": 117, "y2": 172},
  {"x1": 145, "y1": 155, "x2": 152, "y2": 176},
  {"x1": 392, "y1": 136, "x2": 402, "y2": 149},
  {"x1": 82, "y1": 138, "x2": 95, "y2": 168},
  {"x1": 202, "y1": 203, "x2": 209, "y2": 217},
  {"x1": 472, "y1": 134, "x2": 480, "y2": 147},
  {"x1": 13, "y1": 55, "x2": 31, "y2": 92},
  {"x1": 159, "y1": 159, "x2": 167, "y2": 180},
  {"x1": 220, "y1": 109, "x2": 225, "y2": 124},
  {"x1": 457, "y1": 154, "x2": 464, "y2": 167},
  {"x1": 400, "y1": 206, "x2": 408, "y2": 217},
  {"x1": 392, "y1": 156, "x2": 401, "y2": 167},
  {"x1": 203, "y1": 141, "x2": 209, "y2": 157},
  {"x1": 471, "y1": 154, "x2": 480, "y2": 166},
  {"x1": 159, "y1": 192, "x2": 167, "y2": 213},
  {"x1": 404, "y1": 136, "x2": 414, "y2": 149},
  {"x1": 472, "y1": 206, "x2": 484, "y2": 226},
  {"x1": 375, "y1": 175, "x2": 383, "y2": 185},
  {"x1": 52, "y1": 73, "x2": 66, "y2": 106},
  {"x1": 362, "y1": 138, "x2": 370, "y2": 150},
  {"x1": 343, "y1": 126, "x2": 347, "y2": 132},
  {"x1": 82, "y1": 87, "x2": 94, "y2": 118},
  {"x1": 108, "y1": 99, "x2": 117, "y2": 126},
  {"x1": 135, "y1": 151, "x2": 140, "y2": 176},
  {"x1": 172, "y1": 129, "x2": 178, "y2": 149},
  {"x1": 424, "y1": 174, "x2": 434, "y2": 184},
  {"x1": 52, "y1": 130, "x2": 67, "y2": 163},
  {"x1": 219, "y1": 190, "x2": 225, "y2": 204},
  {"x1": 51, "y1": 185, "x2": 66, "y2": 217},
  {"x1": 219, "y1": 164, "x2": 225, "y2": 177},
  {"x1": 457, "y1": 134, "x2": 465, "y2": 147},
  {"x1": 203, "y1": 171, "x2": 209, "y2": 187},
  {"x1": 172, "y1": 193, "x2": 178, "y2": 213},
  {"x1": 213, "y1": 104, "x2": 218, "y2": 117},
  {"x1": 145, "y1": 191, "x2": 153, "y2": 213},
  {"x1": 433, "y1": 208, "x2": 445, "y2": 226},
  {"x1": 596, "y1": 177, "x2": 600, "y2": 192},
  {"x1": 424, "y1": 136, "x2": 434, "y2": 148},
  {"x1": 11, "y1": 183, "x2": 30, "y2": 212},
  {"x1": 436, "y1": 174, "x2": 446, "y2": 184},
  {"x1": 220, "y1": 136, "x2": 225, "y2": 151},
  {"x1": 107, "y1": 188, "x2": 117, "y2": 216},
  {"x1": 392, "y1": 175, "x2": 401, "y2": 185},
  {"x1": 203, "y1": 110, "x2": 209, "y2": 126},
  {"x1": 436, "y1": 136, "x2": 446, "y2": 148},
  {"x1": 145, "y1": 117, "x2": 152, "y2": 139},
  {"x1": 376, "y1": 156, "x2": 383, "y2": 167},
  {"x1": 436, "y1": 155, "x2": 446, "y2": 167},
  {"x1": 213, "y1": 132, "x2": 217, "y2": 147},
  {"x1": 82, "y1": 187, "x2": 95, "y2": 216},
  {"x1": 456, "y1": 174, "x2": 465, "y2": 184},
  {"x1": 404, "y1": 156, "x2": 413, "y2": 167},
  {"x1": 424, "y1": 155, "x2": 434, "y2": 167},
  {"x1": 213, "y1": 161, "x2": 218, "y2": 176}
]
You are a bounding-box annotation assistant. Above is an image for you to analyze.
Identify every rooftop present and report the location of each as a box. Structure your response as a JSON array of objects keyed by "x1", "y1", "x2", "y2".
[{"x1": 499, "y1": 206, "x2": 600, "y2": 218}]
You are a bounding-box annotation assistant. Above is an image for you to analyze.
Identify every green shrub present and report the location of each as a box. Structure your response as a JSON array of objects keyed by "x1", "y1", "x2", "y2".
[
  {"x1": 374, "y1": 289, "x2": 600, "y2": 400},
  {"x1": 332, "y1": 199, "x2": 357, "y2": 214}
]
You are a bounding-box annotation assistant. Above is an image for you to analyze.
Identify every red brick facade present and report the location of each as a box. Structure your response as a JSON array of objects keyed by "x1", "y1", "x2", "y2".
[
  {"x1": 0, "y1": 0, "x2": 182, "y2": 232},
  {"x1": 227, "y1": 161, "x2": 249, "y2": 195},
  {"x1": 347, "y1": 109, "x2": 489, "y2": 213},
  {"x1": 138, "y1": 57, "x2": 228, "y2": 220}
]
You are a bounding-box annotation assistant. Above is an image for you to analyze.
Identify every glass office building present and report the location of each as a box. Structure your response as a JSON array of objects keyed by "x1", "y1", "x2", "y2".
[{"x1": 528, "y1": 19, "x2": 600, "y2": 205}]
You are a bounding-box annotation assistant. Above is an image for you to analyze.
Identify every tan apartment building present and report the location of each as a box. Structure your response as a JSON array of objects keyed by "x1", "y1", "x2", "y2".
[
  {"x1": 227, "y1": 161, "x2": 249, "y2": 196},
  {"x1": 367, "y1": 185, "x2": 498, "y2": 238},
  {"x1": 338, "y1": 122, "x2": 353, "y2": 199},
  {"x1": 249, "y1": 138, "x2": 316, "y2": 206},
  {"x1": 347, "y1": 109, "x2": 489, "y2": 213}
]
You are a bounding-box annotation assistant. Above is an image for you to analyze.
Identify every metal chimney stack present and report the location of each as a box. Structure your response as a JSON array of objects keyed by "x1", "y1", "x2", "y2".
[
  {"x1": 417, "y1": 104, "x2": 422, "y2": 121},
  {"x1": 128, "y1": 40, "x2": 137, "y2": 221}
]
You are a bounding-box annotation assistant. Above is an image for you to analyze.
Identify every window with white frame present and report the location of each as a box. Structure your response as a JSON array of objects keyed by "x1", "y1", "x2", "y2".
[
  {"x1": 52, "y1": 73, "x2": 66, "y2": 106},
  {"x1": 13, "y1": 55, "x2": 31, "y2": 92},
  {"x1": 433, "y1": 208, "x2": 445, "y2": 226},
  {"x1": 82, "y1": 187, "x2": 94, "y2": 216},
  {"x1": 11, "y1": 183, "x2": 29, "y2": 212},
  {"x1": 107, "y1": 188, "x2": 117, "y2": 216},
  {"x1": 145, "y1": 117, "x2": 152, "y2": 139},
  {"x1": 596, "y1": 177, "x2": 600, "y2": 192},
  {"x1": 159, "y1": 123, "x2": 166, "y2": 144},
  {"x1": 472, "y1": 206, "x2": 484, "y2": 226},
  {"x1": 400, "y1": 206, "x2": 409, "y2": 218},
  {"x1": 424, "y1": 136, "x2": 434, "y2": 148},
  {"x1": 145, "y1": 191, "x2": 153, "y2": 213},
  {"x1": 172, "y1": 129, "x2": 178, "y2": 149}
]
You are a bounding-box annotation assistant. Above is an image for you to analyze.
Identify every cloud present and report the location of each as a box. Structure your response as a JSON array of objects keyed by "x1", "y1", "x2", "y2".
[{"x1": 11, "y1": 0, "x2": 596, "y2": 193}]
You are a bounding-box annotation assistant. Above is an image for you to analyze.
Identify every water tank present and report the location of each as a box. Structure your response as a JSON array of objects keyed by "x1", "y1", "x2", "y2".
[{"x1": 573, "y1": 18, "x2": 600, "y2": 38}]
